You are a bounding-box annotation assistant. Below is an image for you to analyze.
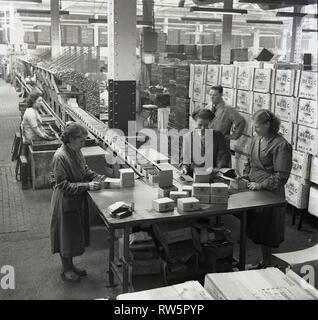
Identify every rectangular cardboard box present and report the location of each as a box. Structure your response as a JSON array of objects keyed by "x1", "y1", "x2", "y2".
[
  {"x1": 158, "y1": 185, "x2": 178, "y2": 198},
  {"x1": 177, "y1": 197, "x2": 200, "y2": 212},
  {"x1": 159, "y1": 170, "x2": 173, "y2": 188},
  {"x1": 195, "y1": 195, "x2": 210, "y2": 204},
  {"x1": 274, "y1": 69, "x2": 296, "y2": 96},
  {"x1": 298, "y1": 71, "x2": 317, "y2": 101},
  {"x1": 253, "y1": 68, "x2": 272, "y2": 93},
  {"x1": 223, "y1": 87, "x2": 236, "y2": 106},
  {"x1": 210, "y1": 183, "x2": 229, "y2": 196},
  {"x1": 279, "y1": 120, "x2": 294, "y2": 145},
  {"x1": 204, "y1": 268, "x2": 318, "y2": 300},
  {"x1": 310, "y1": 156, "x2": 318, "y2": 184},
  {"x1": 230, "y1": 179, "x2": 248, "y2": 190},
  {"x1": 232, "y1": 153, "x2": 249, "y2": 177},
  {"x1": 193, "y1": 183, "x2": 211, "y2": 196},
  {"x1": 253, "y1": 92, "x2": 272, "y2": 113},
  {"x1": 210, "y1": 195, "x2": 229, "y2": 205},
  {"x1": 103, "y1": 178, "x2": 121, "y2": 189},
  {"x1": 221, "y1": 65, "x2": 236, "y2": 88},
  {"x1": 239, "y1": 112, "x2": 253, "y2": 136},
  {"x1": 169, "y1": 191, "x2": 189, "y2": 203},
  {"x1": 308, "y1": 186, "x2": 318, "y2": 218},
  {"x1": 206, "y1": 64, "x2": 221, "y2": 86},
  {"x1": 274, "y1": 95, "x2": 296, "y2": 123},
  {"x1": 194, "y1": 64, "x2": 207, "y2": 84},
  {"x1": 285, "y1": 174, "x2": 310, "y2": 209},
  {"x1": 194, "y1": 171, "x2": 210, "y2": 183},
  {"x1": 203, "y1": 84, "x2": 212, "y2": 104},
  {"x1": 121, "y1": 180, "x2": 135, "y2": 188},
  {"x1": 192, "y1": 81, "x2": 204, "y2": 102},
  {"x1": 153, "y1": 198, "x2": 175, "y2": 212},
  {"x1": 149, "y1": 173, "x2": 159, "y2": 184},
  {"x1": 236, "y1": 66, "x2": 254, "y2": 91},
  {"x1": 291, "y1": 150, "x2": 311, "y2": 180},
  {"x1": 182, "y1": 185, "x2": 193, "y2": 197},
  {"x1": 119, "y1": 168, "x2": 135, "y2": 180},
  {"x1": 296, "y1": 125, "x2": 318, "y2": 156},
  {"x1": 297, "y1": 98, "x2": 318, "y2": 129},
  {"x1": 236, "y1": 90, "x2": 252, "y2": 114}
]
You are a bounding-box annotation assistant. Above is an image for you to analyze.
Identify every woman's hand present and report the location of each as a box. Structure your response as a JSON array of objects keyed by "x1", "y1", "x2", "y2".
[
  {"x1": 89, "y1": 181, "x2": 102, "y2": 191},
  {"x1": 247, "y1": 182, "x2": 262, "y2": 191}
]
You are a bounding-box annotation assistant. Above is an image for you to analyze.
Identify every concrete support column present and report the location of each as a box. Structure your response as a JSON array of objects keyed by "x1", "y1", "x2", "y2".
[
  {"x1": 50, "y1": 0, "x2": 61, "y2": 57},
  {"x1": 281, "y1": 29, "x2": 288, "y2": 56},
  {"x1": 290, "y1": 6, "x2": 304, "y2": 63},
  {"x1": 195, "y1": 23, "x2": 201, "y2": 45},
  {"x1": 108, "y1": 0, "x2": 137, "y2": 133},
  {"x1": 253, "y1": 28, "x2": 260, "y2": 56},
  {"x1": 163, "y1": 18, "x2": 169, "y2": 34},
  {"x1": 221, "y1": 0, "x2": 233, "y2": 64}
]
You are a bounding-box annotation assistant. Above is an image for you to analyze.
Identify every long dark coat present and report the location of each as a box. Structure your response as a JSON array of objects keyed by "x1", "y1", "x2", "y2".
[
  {"x1": 50, "y1": 145, "x2": 105, "y2": 257},
  {"x1": 246, "y1": 134, "x2": 292, "y2": 248}
]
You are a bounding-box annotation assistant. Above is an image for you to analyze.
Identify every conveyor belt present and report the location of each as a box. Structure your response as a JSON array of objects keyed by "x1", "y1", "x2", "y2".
[{"x1": 15, "y1": 59, "x2": 187, "y2": 185}]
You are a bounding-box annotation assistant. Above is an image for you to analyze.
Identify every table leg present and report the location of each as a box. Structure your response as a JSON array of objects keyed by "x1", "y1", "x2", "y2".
[
  {"x1": 239, "y1": 211, "x2": 247, "y2": 271},
  {"x1": 123, "y1": 225, "x2": 130, "y2": 293},
  {"x1": 108, "y1": 228, "x2": 115, "y2": 286}
]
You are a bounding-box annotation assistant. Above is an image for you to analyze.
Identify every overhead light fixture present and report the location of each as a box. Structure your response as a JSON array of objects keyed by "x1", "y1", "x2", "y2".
[
  {"x1": 88, "y1": 18, "x2": 107, "y2": 24},
  {"x1": 17, "y1": 9, "x2": 69, "y2": 15},
  {"x1": 246, "y1": 20, "x2": 283, "y2": 25},
  {"x1": 277, "y1": 12, "x2": 318, "y2": 19},
  {"x1": 190, "y1": 6, "x2": 248, "y2": 15},
  {"x1": 180, "y1": 17, "x2": 222, "y2": 23},
  {"x1": 239, "y1": 0, "x2": 310, "y2": 4}
]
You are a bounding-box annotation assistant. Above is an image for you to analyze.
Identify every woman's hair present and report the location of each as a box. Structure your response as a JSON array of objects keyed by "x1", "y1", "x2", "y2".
[
  {"x1": 60, "y1": 122, "x2": 88, "y2": 144},
  {"x1": 253, "y1": 109, "x2": 281, "y2": 134},
  {"x1": 192, "y1": 108, "x2": 215, "y2": 121},
  {"x1": 26, "y1": 91, "x2": 42, "y2": 108}
]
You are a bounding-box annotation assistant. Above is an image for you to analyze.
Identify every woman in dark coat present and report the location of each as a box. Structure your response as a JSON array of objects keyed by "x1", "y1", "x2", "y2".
[
  {"x1": 245, "y1": 109, "x2": 292, "y2": 268},
  {"x1": 50, "y1": 123, "x2": 106, "y2": 283}
]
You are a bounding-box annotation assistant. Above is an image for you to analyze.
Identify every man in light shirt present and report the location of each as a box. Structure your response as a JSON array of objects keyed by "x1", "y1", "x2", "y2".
[{"x1": 209, "y1": 85, "x2": 245, "y2": 147}]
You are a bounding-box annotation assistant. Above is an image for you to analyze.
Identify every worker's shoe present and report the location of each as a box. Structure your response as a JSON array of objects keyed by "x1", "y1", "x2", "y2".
[
  {"x1": 72, "y1": 265, "x2": 87, "y2": 277},
  {"x1": 60, "y1": 270, "x2": 80, "y2": 283}
]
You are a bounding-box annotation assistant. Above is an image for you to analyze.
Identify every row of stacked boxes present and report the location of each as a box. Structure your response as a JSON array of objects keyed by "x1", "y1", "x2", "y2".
[{"x1": 188, "y1": 61, "x2": 318, "y2": 214}]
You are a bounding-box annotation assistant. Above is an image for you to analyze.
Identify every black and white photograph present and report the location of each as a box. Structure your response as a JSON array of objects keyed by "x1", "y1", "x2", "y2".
[{"x1": 0, "y1": 0, "x2": 318, "y2": 305}]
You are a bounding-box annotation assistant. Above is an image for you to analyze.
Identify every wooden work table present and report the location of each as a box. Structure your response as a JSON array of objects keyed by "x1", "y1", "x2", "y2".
[{"x1": 88, "y1": 178, "x2": 287, "y2": 293}]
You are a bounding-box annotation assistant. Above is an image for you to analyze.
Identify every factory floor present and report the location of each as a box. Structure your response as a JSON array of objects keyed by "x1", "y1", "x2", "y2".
[{"x1": 0, "y1": 79, "x2": 317, "y2": 300}]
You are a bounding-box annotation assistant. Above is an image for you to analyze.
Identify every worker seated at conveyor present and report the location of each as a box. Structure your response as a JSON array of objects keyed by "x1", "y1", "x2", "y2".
[
  {"x1": 180, "y1": 108, "x2": 230, "y2": 180},
  {"x1": 21, "y1": 91, "x2": 56, "y2": 144}
]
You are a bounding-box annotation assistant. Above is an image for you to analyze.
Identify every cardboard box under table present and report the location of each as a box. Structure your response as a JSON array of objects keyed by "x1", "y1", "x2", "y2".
[{"x1": 88, "y1": 180, "x2": 287, "y2": 293}]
